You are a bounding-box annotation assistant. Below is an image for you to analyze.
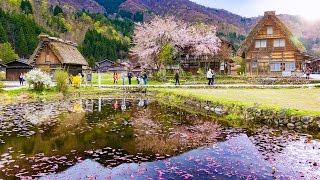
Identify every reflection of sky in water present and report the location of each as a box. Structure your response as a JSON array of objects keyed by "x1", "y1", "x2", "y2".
[{"x1": 43, "y1": 134, "x2": 298, "y2": 179}]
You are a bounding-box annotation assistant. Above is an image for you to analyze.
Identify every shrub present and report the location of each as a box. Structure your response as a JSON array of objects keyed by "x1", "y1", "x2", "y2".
[
  {"x1": 25, "y1": 69, "x2": 52, "y2": 91},
  {"x1": 0, "y1": 81, "x2": 4, "y2": 90},
  {"x1": 0, "y1": 71, "x2": 5, "y2": 81},
  {"x1": 54, "y1": 69, "x2": 69, "y2": 95},
  {"x1": 39, "y1": 65, "x2": 51, "y2": 74},
  {"x1": 71, "y1": 75, "x2": 81, "y2": 88}
]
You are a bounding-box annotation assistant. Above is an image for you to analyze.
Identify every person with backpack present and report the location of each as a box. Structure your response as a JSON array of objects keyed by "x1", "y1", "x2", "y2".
[
  {"x1": 143, "y1": 71, "x2": 148, "y2": 85},
  {"x1": 206, "y1": 69, "x2": 213, "y2": 85},
  {"x1": 175, "y1": 70, "x2": 180, "y2": 85},
  {"x1": 211, "y1": 70, "x2": 216, "y2": 85},
  {"x1": 127, "y1": 71, "x2": 133, "y2": 85}
]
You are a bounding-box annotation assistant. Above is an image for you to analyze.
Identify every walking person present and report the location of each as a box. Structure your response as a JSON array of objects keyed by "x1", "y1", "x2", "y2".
[
  {"x1": 175, "y1": 70, "x2": 180, "y2": 85},
  {"x1": 113, "y1": 72, "x2": 118, "y2": 84},
  {"x1": 128, "y1": 71, "x2": 133, "y2": 85},
  {"x1": 121, "y1": 72, "x2": 126, "y2": 85},
  {"x1": 143, "y1": 71, "x2": 148, "y2": 85},
  {"x1": 19, "y1": 73, "x2": 23, "y2": 86},
  {"x1": 305, "y1": 67, "x2": 311, "y2": 80},
  {"x1": 136, "y1": 73, "x2": 140, "y2": 85},
  {"x1": 211, "y1": 70, "x2": 215, "y2": 85},
  {"x1": 207, "y1": 69, "x2": 213, "y2": 85}
]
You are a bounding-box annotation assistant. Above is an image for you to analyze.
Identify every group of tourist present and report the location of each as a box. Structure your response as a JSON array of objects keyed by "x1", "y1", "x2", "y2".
[
  {"x1": 206, "y1": 69, "x2": 216, "y2": 85},
  {"x1": 113, "y1": 71, "x2": 148, "y2": 85},
  {"x1": 19, "y1": 73, "x2": 25, "y2": 86}
]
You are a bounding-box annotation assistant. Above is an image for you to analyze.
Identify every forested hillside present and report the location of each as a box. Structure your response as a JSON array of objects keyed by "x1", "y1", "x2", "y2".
[
  {"x1": 1, "y1": 0, "x2": 320, "y2": 66},
  {"x1": 0, "y1": 8, "x2": 48, "y2": 59},
  {"x1": 0, "y1": 0, "x2": 135, "y2": 66}
]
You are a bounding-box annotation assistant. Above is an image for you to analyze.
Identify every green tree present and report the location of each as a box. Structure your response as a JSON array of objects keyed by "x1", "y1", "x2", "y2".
[
  {"x1": 53, "y1": 5, "x2": 63, "y2": 16},
  {"x1": 133, "y1": 12, "x2": 143, "y2": 22},
  {"x1": 0, "y1": 23, "x2": 8, "y2": 43},
  {"x1": 20, "y1": 0, "x2": 33, "y2": 14},
  {"x1": 0, "y1": 42, "x2": 19, "y2": 63},
  {"x1": 16, "y1": 27, "x2": 28, "y2": 57},
  {"x1": 158, "y1": 42, "x2": 174, "y2": 66}
]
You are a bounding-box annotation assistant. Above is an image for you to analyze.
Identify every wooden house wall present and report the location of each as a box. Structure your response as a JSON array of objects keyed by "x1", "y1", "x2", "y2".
[
  {"x1": 35, "y1": 45, "x2": 61, "y2": 66},
  {"x1": 245, "y1": 18, "x2": 304, "y2": 76}
]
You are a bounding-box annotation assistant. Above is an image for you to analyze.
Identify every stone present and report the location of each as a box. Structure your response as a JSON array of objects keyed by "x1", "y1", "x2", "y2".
[
  {"x1": 215, "y1": 108, "x2": 224, "y2": 115},
  {"x1": 287, "y1": 123, "x2": 295, "y2": 129},
  {"x1": 290, "y1": 116, "x2": 300, "y2": 123},
  {"x1": 204, "y1": 106, "x2": 210, "y2": 111},
  {"x1": 295, "y1": 122, "x2": 301, "y2": 127},
  {"x1": 301, "y1": 116, "x2": 312, "y2": 124},
  {"x1": 210, "y1": 108, "x2": 215, "y2": 112}
]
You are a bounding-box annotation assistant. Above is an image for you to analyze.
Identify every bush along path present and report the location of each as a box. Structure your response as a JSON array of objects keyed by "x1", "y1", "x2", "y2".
[{"x1": 152, "y1": 91, "x2": 320, "y2": 133}]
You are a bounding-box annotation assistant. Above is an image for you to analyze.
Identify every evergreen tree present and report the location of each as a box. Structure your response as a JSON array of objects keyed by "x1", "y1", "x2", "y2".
[
  {"x1": 0, "y1": 42, "x2": 19, "y2": 63},
  {"x1": 53, "y1": 6, "x2": 63, "y2": 16},
  {"x1": 133, "y1": 12, "x2": 143, "y2": 22},
  {"x1": 16, "y1": 27, "x2": 28, "y2": 57},
  {"x1": 0, "y1": 23, "x2": 8, "y2": 43},
  {"x1": 20, "y1": 0, "x2": 33, "y2": 14}
]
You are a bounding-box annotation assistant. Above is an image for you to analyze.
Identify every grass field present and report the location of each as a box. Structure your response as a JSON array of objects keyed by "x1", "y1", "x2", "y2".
[
  {"x1": 155, "y1": 88, "x2": 320, "y2": 116},
  {"x1": 91, "y1": 73, "x2": 247, "y2": 85}
]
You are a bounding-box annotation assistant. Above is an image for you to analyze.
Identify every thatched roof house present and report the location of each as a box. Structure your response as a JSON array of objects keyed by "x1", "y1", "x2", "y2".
[
  {"x1": 28, "y1": 34, "x2": 89, "y2": 75},
  {"x1": 238, "y1": 11, "x2": 310, "y2": 76}
]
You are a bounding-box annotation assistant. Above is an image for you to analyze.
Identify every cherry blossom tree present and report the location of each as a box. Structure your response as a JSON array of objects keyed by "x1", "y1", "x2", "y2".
[{"x1": 130, "y1": 16, "x2": 221, "y2": 70}]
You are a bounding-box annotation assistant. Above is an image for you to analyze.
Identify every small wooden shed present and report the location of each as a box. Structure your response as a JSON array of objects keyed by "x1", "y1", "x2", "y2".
[
  {"x1": 5, "y1": 59, "x2": 33, "y2": 81},
  {"x1": 28, "y1": 34, "x2": 89, "y2": 75}
]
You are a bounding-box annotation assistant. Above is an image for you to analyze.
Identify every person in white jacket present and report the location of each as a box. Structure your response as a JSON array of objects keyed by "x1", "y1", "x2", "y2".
[{"x1": 207, "y1": 69, "x2": 213, "y2": 85}]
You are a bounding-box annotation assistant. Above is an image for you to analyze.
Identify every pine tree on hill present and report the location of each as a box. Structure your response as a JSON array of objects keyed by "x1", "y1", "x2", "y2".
[
  {"x1": 20, "y1": 0, "x2": 33, "y2": 14},
  {"x1": 0, "y1": 23, "x2": 8, "y2": 43},
  {"x1": 16, "y1": 27, "x2": 28, "y2": 58},
  {"x1": 53, "y1": 6, "x2": 63, "y2": 16}
]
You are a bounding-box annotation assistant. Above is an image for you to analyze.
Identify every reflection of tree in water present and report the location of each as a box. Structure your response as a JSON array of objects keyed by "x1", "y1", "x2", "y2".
[{"x1": 131, "y1": 103, "x2": 222, "y2": 155}]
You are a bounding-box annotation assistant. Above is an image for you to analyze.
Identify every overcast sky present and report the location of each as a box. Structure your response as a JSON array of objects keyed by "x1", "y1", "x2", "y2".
[{"x1": 190, "y1": 0, "x2": 320, "y2": 20}]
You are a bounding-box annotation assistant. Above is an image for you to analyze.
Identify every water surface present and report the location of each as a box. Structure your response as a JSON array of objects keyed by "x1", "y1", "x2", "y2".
[{"x1": 0, "y1": 98, "x2": 319, "y2": 179}]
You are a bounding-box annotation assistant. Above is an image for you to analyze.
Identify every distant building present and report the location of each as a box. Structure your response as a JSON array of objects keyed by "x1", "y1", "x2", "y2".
[
  {"x1": 180, "y1": 40, "x2": 236, "y2": 75},
  {"x1": 28, "y1": 34, "x2": 89, "y2": 75},
  {"x1": 93, "y1": 59, "x2": 117, "y2": 72},
  {"x1": 238, "y1": 11, "x2": 310, "y2": 76},
  {"x1": 94, "y1": 59, "x2": 128, "y2": 73},
  {"x1": 5, "y1": 59, "x2": 32, "y2": 81},
  {"x1": 308, "y1": 57, "x2": 320, "y2": 73}
]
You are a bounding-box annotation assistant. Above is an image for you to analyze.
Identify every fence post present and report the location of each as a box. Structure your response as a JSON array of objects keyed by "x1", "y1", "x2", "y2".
[{"x1": 98, "y1": 69, "x2": 101, "y2": 88}]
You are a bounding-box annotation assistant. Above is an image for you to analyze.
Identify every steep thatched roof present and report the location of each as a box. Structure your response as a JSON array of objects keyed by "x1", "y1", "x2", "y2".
[
  {"x1": 237, "y1": 11, "x2": 306, "y2": 57},
  {"x1": 28, "y1": 35, "x2": 88, "y2": 66}
]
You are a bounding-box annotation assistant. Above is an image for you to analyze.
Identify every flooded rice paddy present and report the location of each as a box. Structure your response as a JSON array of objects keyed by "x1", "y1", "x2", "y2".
[{"x1": 0, "y1": 97, "x2": 319, "y2": 179}]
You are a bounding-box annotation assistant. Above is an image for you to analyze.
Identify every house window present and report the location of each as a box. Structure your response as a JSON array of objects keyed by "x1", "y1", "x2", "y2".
[
  {"x1": 255, "y1": 40, "x2": 267, "y2": 48},
  {"x1": 285, "y1": 62, "x2": 296, "y2": 71},
  {"x1": 274, "y1": 39, "x2": 285, "y2": 47},
  {"x1": 252, "y1": 62, "x2": 257, "y2": 68},
  {"x1": 267, "y1": 26, "x2": 273, "y2": 35},
  {"x1": 270, "y1": 63, "x2": 281, "y2": 71}
]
